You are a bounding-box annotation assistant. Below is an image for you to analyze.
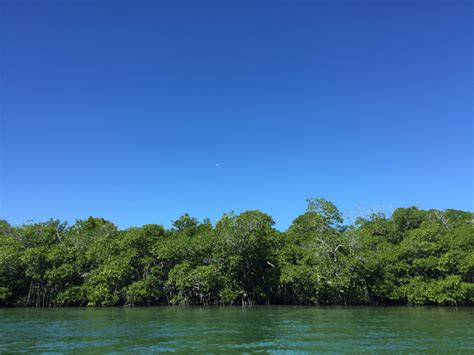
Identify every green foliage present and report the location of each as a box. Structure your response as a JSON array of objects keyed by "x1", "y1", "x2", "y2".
[
  {"x1": 0, "y1": 234, "x2": 26, "y2": 305},
  {"x1": 279, "y1": 203, "x2": 366, "y2": 305},
  {"x1": 0, "y1": 200, "x2": 472, "y2": 307},
  {"x1": 213, "y1": 211, "x2": 280, "y2": 305},
  {"x1": 392, "y1": 207, "x2": 424, "y2": 234},
  {"x1": 355, "y1": 208, "x2": 474, "y2": 305}
]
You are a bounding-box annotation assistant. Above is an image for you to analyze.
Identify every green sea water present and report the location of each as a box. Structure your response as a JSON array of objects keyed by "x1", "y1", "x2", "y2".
[{"x1": 0, "y1": 306, "x2": 472, "y2": 353}]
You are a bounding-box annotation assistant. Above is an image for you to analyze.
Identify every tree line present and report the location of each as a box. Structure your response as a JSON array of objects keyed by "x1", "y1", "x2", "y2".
[{"x1": 0, "y1": 198, "x2": 472, "y2": 307}]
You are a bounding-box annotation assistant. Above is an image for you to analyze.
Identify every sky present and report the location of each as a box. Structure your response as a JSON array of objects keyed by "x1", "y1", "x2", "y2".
[{"x1": 1, "y1": 0, "x2": 472, "y2": 230}]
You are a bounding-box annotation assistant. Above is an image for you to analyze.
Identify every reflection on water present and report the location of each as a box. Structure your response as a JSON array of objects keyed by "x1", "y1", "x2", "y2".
[{"x1": 0, "y1": 306, "x2": 473, "y2": 352}]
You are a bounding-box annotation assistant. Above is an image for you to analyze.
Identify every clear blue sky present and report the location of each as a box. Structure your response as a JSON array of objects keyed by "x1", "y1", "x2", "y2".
[{"x1": 1, "y1": 0, "x2": 472, "y2": 230}]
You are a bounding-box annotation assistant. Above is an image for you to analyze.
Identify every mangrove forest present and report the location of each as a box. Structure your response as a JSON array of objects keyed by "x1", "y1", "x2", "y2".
[{"x1": 0, "y1": 198, "x2": 473, "y2": 307}]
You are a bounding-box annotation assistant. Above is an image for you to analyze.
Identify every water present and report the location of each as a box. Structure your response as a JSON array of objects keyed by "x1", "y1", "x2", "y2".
[{"x1": 0, "y1": 306, "x2": 472, "y2": 353}]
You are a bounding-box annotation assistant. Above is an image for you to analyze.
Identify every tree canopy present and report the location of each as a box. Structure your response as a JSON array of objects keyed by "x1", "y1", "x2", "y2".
[{"x1": 0, "y1": 200, "x2": 472, "y2": 307}]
